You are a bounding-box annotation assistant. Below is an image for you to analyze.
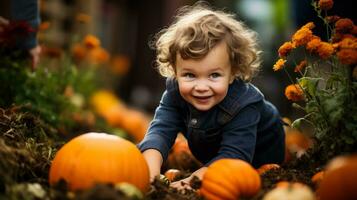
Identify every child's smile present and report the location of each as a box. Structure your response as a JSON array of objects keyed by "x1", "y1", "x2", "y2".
[{"x1": 175, "y1": 41, "x2": 234, "y2": 111}]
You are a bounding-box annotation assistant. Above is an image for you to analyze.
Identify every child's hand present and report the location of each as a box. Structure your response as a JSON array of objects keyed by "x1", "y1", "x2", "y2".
[
  {"x1": 170, "y1": 176, "x2": 193, "y2": 191},
  {"x1": 29, "y1": 45, "x2": 41, "y2": 70}
]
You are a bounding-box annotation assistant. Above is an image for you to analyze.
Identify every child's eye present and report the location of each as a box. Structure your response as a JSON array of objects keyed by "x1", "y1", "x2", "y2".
[
  {"x1": 183, "y1": 73, "x2": 195, "y2": 79},
  {"x1": 210, "y1": 73, "x2": 221, "y2": 79}
]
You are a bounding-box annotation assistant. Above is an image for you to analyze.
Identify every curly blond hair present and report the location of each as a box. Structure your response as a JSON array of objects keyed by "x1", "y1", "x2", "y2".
[{"x1": 152, "y1": 2, "x2": 262, "y2": 81}]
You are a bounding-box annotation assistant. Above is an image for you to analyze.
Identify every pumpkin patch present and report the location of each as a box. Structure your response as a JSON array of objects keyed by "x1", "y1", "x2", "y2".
[{"x1": 0, "y1": 0, "x2": 356, "y2": 199}]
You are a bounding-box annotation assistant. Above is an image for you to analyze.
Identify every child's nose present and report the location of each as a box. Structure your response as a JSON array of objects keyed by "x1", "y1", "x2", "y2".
[{"x1": 194, "y1": 80, "x2": 209, "y2": 91}]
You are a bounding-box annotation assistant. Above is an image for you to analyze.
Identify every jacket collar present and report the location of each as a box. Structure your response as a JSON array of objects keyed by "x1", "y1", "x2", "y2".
[{"x1": 218, "y1": 79, "x2": 264, "y2": 116}]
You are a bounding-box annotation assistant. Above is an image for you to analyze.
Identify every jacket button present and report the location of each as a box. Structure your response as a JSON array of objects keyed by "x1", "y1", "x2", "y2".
[{"x1": 191, "y1": 118, "x2": 198, "y2": 125}]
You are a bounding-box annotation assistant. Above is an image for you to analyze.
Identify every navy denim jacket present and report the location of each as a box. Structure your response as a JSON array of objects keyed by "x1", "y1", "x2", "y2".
[{"x1": 138, "y1": 78, "x2": 285, "y2": 168}]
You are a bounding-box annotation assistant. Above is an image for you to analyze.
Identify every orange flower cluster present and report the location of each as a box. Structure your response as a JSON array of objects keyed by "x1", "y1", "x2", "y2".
[
  {"x1": 71, "y1": 34, "x2": 110, "y2": 64},
  {"x1": 333, "y1": 33, "x2": 357, "y2": 65},
  {"x1": 83, "y1": 34, "x2": 100, "y2": 49},
  {"x1": 292, "y1": 23, "x2": 315, "y2": 47},
  {"x1": 273, "y1": 58, "x2": 286, "y2": 71},
  {"x1": 274, "y1": 0, "x2": 357, "y2": 101},
  {"x1": 318, "y1": 0, "x2": 333, "y2": 11},
  {"x1": 335, "y1": 18, "x2": 354, "y2": 34},
  {"x1": 285, "y1": 84, "x2": 304, "y2": 102},
  {"x1": 278, "y1": 42, "x2": 294, "y2": 58}
]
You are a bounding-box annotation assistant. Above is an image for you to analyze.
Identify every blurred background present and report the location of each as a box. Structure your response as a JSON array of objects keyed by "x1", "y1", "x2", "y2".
[{"x1": 1, "y1": 0, "x2": 355, "y2": 119}]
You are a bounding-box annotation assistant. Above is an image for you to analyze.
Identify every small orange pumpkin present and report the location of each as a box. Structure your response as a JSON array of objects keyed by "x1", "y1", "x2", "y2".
[
  {"x1": 256, "y1": 164, "x2": 280, "y2": 175},
  {"x1": 49, "y1": 132, "x2": 149, "y2": 192},
  {"x1": 200, "y1": 159, "x2": 261, "y2": 200},
  {"x1": 317, "y1": 154, "x2": 357, "y2": 200},
  {"x1": 311, "y1": 171, "x2": 324, "y2": 186}
]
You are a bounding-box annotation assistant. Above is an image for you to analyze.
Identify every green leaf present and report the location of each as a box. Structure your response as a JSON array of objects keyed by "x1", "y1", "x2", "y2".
[
  {"x1": 291, "y1": 118, "x2": 304, "y2": 129},
  {"x1": 292, "y1": 103, "x2": 305, "y2": 111},
  {"x1": 298, "y1": 77, "x2": 322, "y2": 96}
]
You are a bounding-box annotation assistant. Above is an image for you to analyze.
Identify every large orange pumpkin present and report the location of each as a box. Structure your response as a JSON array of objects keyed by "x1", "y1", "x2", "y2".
[
  {"x1": 200, "y1": 158, "x2": 261, "y2": 200},
  {"x1": 49, "y1": 132, "x2": 149, "y2": 192}
]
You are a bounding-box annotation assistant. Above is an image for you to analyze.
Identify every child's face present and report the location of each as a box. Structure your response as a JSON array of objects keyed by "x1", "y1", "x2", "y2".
[{"x1": 175, "y1": 41, "x2": 234, "y2": 111}]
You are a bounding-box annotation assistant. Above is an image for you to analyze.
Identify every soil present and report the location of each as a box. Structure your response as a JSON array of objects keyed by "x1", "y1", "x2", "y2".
[
  {"x1": 53, "y1": 161, "x2": 320, "y2": 200},
  {"x1": 0, "y1": 107, "x2": 325, "y2": 200}
]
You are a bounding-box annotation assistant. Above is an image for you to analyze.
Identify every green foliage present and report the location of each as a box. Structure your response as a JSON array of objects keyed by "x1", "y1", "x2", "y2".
[
  {"x1": 275, "y1": 1, "x2": 357, "y2": 162},
  {"x1": 298, "y1": 61, "x2": 357, "y2": 156},
  {"x1": 0, "y1": 52, "x2": 98, "y2": 131}
]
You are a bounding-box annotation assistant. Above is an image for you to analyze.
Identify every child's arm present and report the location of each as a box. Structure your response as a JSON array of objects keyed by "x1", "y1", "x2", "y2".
[{"x1": 143, "y1": 149, "x2": 163, "y2": 182}]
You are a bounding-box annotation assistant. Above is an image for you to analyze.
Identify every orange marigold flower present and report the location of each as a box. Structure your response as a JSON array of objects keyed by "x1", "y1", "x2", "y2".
[
  {"x1": 317, "y1": 42, "x2": 334, "y2": 59},
  {"x1": 306, "y1": 37, "x2": 322, "y2": 53},
  {"x1": 331, "y1": 33, "x2": 352, "y2": 43},
  {"x1": 71, "y1": 43, "x2": 87, "y2": 61},
  {"x1": 89, "y1": 47, "x2": 110, "y2": 64},
  {"x1": 83, "y1": 34, "x2": 100, "y2": 49},
  {"x1": 292, "y1": 28, "x2": 314, "y2": 47},
  {"x1": 273, "y1": 58, "x2": 287, "y2": 71},
  {"x1": 294, "y1": 60, "x2": 307, "y2": 72},
  {"x1": 285, "y1": 84, "x2": 304, "y2": 101},
  {"x1": 301, "y1": 22, "x2": 315, "y2": 30},
  {"x1": 338, "y1": 38, "x2": 357, "y2": 49},
  {"x1": 337, "y1": 49, "x2": 357, "y2": 65},
  {"x1": 335, "y1": 18, "x2": 354, "y2": 34},
  {"x1": 318, "y1": 0, "x2": 333, "y2": 11},
  {"x1": 278, "y1": 42, "x2": 295, "y2": 58}
]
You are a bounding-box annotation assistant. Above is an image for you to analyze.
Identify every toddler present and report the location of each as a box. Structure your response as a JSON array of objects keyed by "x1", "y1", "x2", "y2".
[{"x1": 138, "y1": 2, "x2": 285, "y2": 189}]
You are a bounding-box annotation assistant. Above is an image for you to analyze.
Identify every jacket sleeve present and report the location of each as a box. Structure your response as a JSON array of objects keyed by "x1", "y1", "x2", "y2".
[
  {"x1": 205, "y1": 105, "x2": 260, "y2": 166},
  {"x1": 11, "y1": 0, "x2": 40, "y2": 49},
  {"x1": 137, "y1": 89, "x2": 185, "y2": 161}
]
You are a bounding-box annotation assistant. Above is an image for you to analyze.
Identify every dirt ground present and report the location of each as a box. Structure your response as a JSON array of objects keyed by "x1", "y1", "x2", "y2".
[{"x1": 0, "y1": 107, "x2": 325, "y2": 200}]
